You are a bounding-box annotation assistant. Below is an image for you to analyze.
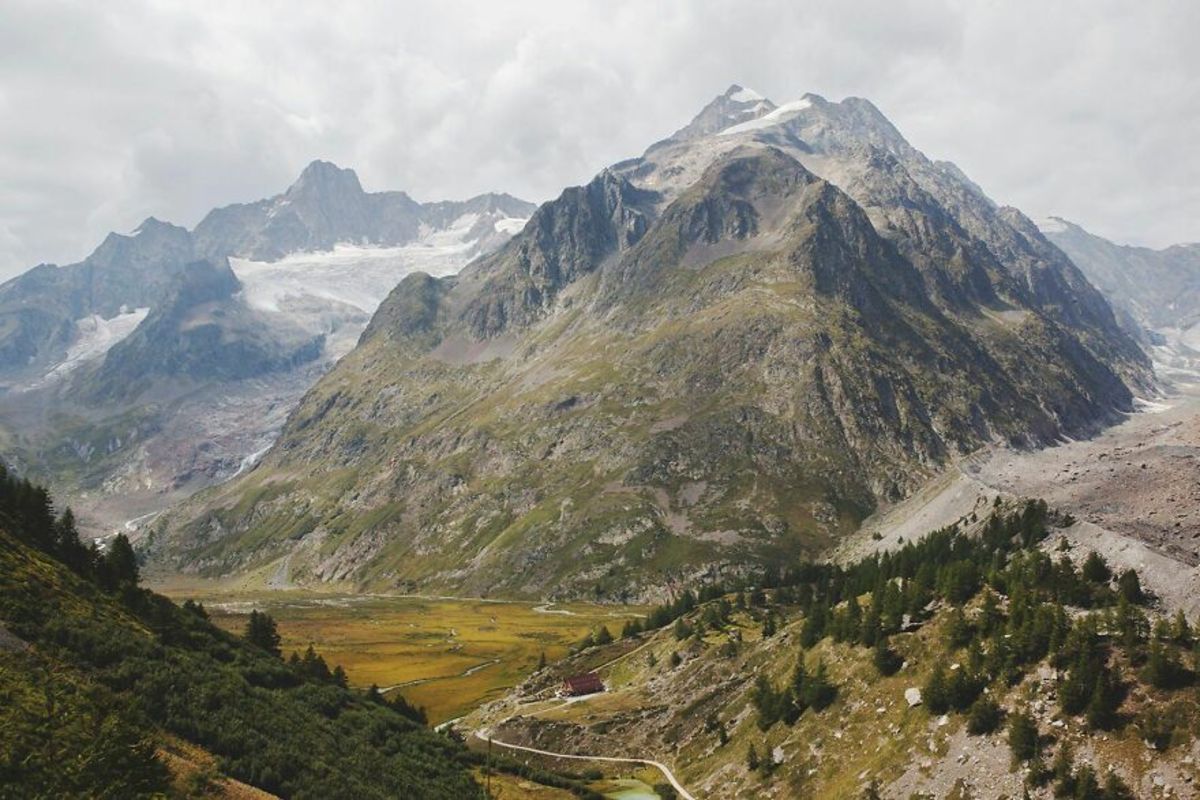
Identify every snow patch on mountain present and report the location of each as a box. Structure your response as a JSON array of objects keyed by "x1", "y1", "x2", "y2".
[
  {"x1": 495, "y1": 217, "x2": 528, "y2": 235},
  {"x1": 232, "y1": 214, "x2": 520, "y2": 316},
  {"x1": 728, "y1": 87, "x2": 764, "y2": 103},
  {"x1": 230, "y1": 212, "x2": 528, "y2": 360},
  {"x1": 25, "y1": 307, "x2": 151, "y2": 389},
  {"x1": 1036, "y1": 216, "x2": 1069, "y2": 234},
  {"x1": 719, "y1": 97, "x2": 814, "y2": 136}
]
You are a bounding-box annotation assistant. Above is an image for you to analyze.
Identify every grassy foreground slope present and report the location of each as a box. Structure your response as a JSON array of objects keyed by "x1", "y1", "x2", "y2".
[{"x1": 0, "y1": 465, "x2": 484, "y2": 799}]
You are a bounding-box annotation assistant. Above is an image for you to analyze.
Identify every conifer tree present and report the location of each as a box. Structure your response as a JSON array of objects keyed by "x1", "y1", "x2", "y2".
[
  {"x1": 1007, "y1": 709, "x2": 1039, "y2": 762},
  {"x1": 966, "y1": 695, "x2": 1001, "y2": 735},
  {"x1": 1102, "y1": 772, "x2": 1134, "y2": 800},
  {"x1": 100, "y1": 533, "x2": 139, "y2": 590},
  {"x1": 1081, "y1": 551, "x2": 1111, "y2": 583},
  {"x1": 925, "y1": 662, "x2": 950, "y2": 715},
  {"x1": 746, "y1": 744, "x2": 759, "y2": 772},
  {"x1": 873, "y1": 637, "x2": 903, "y2": 677},
  {"x1": 1085, "y1": 668, "x2": 1120, "y2": 730},
  {"x1": 332, "y1": 665, "x2": 349, "y2": 689},
  {"x1": 802, "y1": 660, "x2": 836, "y2": 711},
  {"x1": 1117, "y1": 569, "x2": 1143, "y2": 604},
  {"x1": 1171, "y1": 610, "x2": 1192, "y2": 645},
  {"x1": 244, "y1": 610, "x2": 282, "y2": 657}
]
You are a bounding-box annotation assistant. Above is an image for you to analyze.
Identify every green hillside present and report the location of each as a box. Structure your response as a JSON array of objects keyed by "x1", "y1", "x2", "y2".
[{"x1": 0, "y1": 465, "x2": 602, "y2": 799}]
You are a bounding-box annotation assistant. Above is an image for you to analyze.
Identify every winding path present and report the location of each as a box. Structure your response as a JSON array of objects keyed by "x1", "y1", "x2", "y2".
[{"x1": 473, "y1": 730, "x2": 696, "y2": 800}]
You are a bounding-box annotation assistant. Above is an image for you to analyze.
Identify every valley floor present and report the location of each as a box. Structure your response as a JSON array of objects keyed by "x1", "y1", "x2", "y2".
[{"x1": 150, "y1": 582, "x2": 644, "y2": 726}]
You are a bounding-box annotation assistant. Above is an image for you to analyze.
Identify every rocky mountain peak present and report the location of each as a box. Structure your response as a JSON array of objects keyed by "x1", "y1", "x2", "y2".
[
  {"x1": 132, "y1": 216, "x2": 187, "y2": 236},
  {"x1": 284, "y1": 159, "x2": 366, "y2": 204},
  {"x1": 661, "y1": 84, "x2": 778, "y2": 144}
]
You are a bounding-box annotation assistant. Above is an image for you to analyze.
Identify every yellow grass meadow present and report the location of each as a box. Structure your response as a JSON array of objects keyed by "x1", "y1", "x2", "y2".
[{"x1": 156, "y1": 581, "x2": 643, "y2": 725}]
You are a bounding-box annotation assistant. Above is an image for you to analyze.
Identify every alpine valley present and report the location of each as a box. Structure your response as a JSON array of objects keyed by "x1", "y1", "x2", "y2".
[
  {"x1": 8, "y1": 76, "x2": 1200, "y2": 800},
  {"x1": 150, "y1": 86, "x2": 1154, "y2": 601}
]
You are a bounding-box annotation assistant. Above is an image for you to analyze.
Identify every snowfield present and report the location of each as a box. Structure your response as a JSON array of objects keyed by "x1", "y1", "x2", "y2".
[
  {"x1": 28, "y1": 306, "x2": 150, "y2": 388},
  {"x1": 719, "y1": 97, "x2": 814, "y2": 136},
  {"x1": 1035, "y1": 216, "x2": 1069, "y2": 234},
  {"x1": 230, "y1": 212, "x2": 528, "y2": 359},
  {"x1": 231, "y1": 212, "x2": 524, "y2": 316}
]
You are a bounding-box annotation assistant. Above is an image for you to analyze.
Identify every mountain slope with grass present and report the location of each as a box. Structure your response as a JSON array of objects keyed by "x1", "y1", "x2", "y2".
[
  {"x1": 466, "y1": 500, "x2": 1199, "y2": 799},
  {"x1": 155, "y1": 88, "x2": 1149, "y2": 601},
  {"x1": 0, "y1": 466, "x2": 485, "y2": 799}
]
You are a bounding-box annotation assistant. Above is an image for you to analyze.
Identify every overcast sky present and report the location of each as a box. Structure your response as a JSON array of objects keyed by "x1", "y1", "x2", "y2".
[{"x1": 0, "y1": 0, "x2": 1196, "y2": 278}]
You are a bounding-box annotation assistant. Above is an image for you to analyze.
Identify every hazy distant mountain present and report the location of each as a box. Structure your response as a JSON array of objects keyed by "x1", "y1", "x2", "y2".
[
  {"x1": 0, "y1": 163, "x2": 533, "y2": 537},
  {"x1": 1038, "y1": 216, "x2": 1200, "y2": 336},
  {"x1": 157, "y1": 87, "x2": 1148, "y2": 601}
]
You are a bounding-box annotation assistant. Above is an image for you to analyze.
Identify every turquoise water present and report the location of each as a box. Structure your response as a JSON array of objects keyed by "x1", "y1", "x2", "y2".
[{"x1": 603, "y1": 779, "x2": 661, "y2": 800}]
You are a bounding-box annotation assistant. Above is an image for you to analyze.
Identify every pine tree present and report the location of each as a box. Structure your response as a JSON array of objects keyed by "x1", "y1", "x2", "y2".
[
  {"x1": 979, "y1": 589, "x2": 1002, "y2": 637},
  {"x1": 1081, "y1": 551, "x2": 1111, "y2": 583},
  {"x1": 244, "y1": 610, "x2": 282, "y2": 658},
  {"x1": 802, "y1": 660, "x2": 836, "y2": 711},
  {"x1": 746, "y1": 744, "x2": 759, "y2": 772},
  {"x1": 332, "y1": 665, "x2": 349, "y2": 689},
  {"x1": 944, "y1": 606, "x2": 972, "y2": 649},
  {"x1": 1072, "y1": 764, "x2": 1100, "y2": 799},
  {"x1": 1117, "y1": 569, "x2": 1143, "y2": 604},
  {"x1": 1052, "y1": 743, "x2": 1075, "y2": 797},
  {"x1": 966, "y1": 695, "x2": 1001, "y2": 735},
  {"x1": 1101, "y1": 772, "x2": 1134, "y2": 800},
  {"x1": 100, "y1": 533, "x2": 139, "y2": 590},
  {"x1": 799, "y1": 607, "x2": 825, "y2": 648},
  {"x1": 594, "y1": 625, "x2": 613, "y2": 646},
  {"x1": 300, "y1": 644, "x2": 332, "y2": 682},
  {"x1": 1141, "y1": 639, "x2": 1185, "y2": 689},
  {"x1": 873, "y1": 637, "x2": 903, "y2": 677},
  {"x1": 1007, "y1": 709, "x2": 1039, "y2": 762},
  {"x1": 924, "y1": 662, "x2": 950, "y2": 715},
  {"x1": 1085, "y1": 668, "x2": 1120, "y2": 730},
  {"x1": 1171, "y1": 609, "x2": 1192, "y2": 645},
  {"x1": 537, "y1": 650, "x2": 547, "y2": 670}
]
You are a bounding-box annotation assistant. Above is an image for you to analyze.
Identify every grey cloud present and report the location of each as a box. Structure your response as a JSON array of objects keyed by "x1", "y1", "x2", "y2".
[{"x1": 0, "y1": 0, "x2": 1196, "y2": 278}]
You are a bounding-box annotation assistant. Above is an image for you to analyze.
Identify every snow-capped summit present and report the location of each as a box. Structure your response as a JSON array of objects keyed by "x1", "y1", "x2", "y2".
[
  {"x1": 719, "y1": 94, "x2": 817, "y2": 135},
  {"x1": 725, "y1": 84, "x2": 765, "y2": 103},
  {"x1": 657, "y1": 84, "x2": 778, "y2": 144}
]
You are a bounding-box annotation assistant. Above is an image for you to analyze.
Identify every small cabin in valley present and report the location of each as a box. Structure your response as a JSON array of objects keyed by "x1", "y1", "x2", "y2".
[{"x1": 560, "y1": 672, "x2": 605, "y2": 697}]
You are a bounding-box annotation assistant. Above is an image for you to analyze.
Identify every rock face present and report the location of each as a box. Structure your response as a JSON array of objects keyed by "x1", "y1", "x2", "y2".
[
  {"x1": 1039, "y1": 216, "x2": 1200, "y2": 337},
  {"x1": 156, "y1": 88, "x2": 1149, "y2": 601},
  {"x1": 0, "y1": 163, "x2": 533, "y2": 537}
]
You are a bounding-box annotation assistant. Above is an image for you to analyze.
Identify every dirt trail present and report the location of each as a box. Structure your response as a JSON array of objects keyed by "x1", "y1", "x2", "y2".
[{"x1": 473, "y1": 730, "x2": 697, "y2": 800}]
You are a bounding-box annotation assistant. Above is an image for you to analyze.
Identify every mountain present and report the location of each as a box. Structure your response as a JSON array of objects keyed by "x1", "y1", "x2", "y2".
[
  {"x1": 153, "y1": 87, "x2": 1149, "y2": 601},
  {"x1": 0, "y1": 163, "x2": 534, "y2": 538},
  {"x1": 1038, "y1": 216, "x2": 1200, "y2": 337},
  {"x1": 191, "y1": 159, "x2": 531, "y2": 262}
]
